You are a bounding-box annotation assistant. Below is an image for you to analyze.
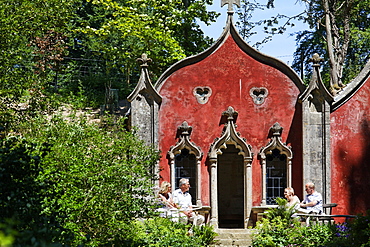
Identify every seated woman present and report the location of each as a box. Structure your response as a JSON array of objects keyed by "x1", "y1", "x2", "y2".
[
  {"x1": 158, "y1": 181, "x2": 178, "y2": 221},
  {"x1": 284, "y1": 187, "x2": 300, "y2": 210}
]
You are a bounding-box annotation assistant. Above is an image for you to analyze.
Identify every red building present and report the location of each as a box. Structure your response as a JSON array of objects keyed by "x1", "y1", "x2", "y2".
[{"x1": 128, "y1": 7, "x2": 370, "y2": 229}]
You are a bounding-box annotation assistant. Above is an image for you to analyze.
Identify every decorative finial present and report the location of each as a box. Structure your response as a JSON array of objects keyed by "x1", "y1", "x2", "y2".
[
  {"x1": 221, "y1": 0, "x2": 240, "y2": 13},
  {"x1": 222, "y1": 106, "x2": 238, "y2": 120},
  {"x1": 178, "y1": 121, "x2": 192, "y2": 136},
  {"x1": 271, "y1": 122, "x2": 283, "y2": 136},
  {"x1": 137, "y1": 53, "x2": 152, "y2": 67},
  {"x1": 309, "y1": 53, "x2": 323, "y2": 67}
]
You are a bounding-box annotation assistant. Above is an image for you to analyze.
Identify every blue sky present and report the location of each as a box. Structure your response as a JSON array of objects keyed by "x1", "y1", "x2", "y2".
[{"x1": 198, "y1": 0, "x2": 309, "y2": 65}]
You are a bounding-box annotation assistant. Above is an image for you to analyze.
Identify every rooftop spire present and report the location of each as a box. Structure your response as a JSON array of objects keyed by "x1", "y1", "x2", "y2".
[{"x1": 221, "y1": 0, "x2": 240, "y2": 14}]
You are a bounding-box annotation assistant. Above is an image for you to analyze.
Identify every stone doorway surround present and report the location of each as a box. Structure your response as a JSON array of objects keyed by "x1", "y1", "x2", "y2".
[{"x1": 208, "y1": 106, "x2": 253, "y2": 228}]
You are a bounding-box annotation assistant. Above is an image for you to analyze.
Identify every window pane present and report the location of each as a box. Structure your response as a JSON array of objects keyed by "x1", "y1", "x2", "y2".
[
  {"x1": 266, "y1": 149, "x2": 287, "y2": 205},
  {"x1": 175, "y1": 149, "x2": 197, "y2": 205}
]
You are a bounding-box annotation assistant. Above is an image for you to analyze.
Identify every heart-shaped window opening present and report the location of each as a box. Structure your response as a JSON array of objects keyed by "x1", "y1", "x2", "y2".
[{"x1": 193, "y1": 86, "x2": 212, "y2": 104}]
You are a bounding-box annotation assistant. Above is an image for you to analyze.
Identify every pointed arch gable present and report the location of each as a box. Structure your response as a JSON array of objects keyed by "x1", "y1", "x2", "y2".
[
  {"x1": 154, "y1": 14, "x2": 305, "y2": 93},
  {"x1": 209, "y1": 122, "x2": 252, "y2": 161},
  {"x1": 168, "y1": 122, "x2": 202, "y2": 160},
  {"x1": 259, "y1": 122, "x2": 293, "y2": 160}
]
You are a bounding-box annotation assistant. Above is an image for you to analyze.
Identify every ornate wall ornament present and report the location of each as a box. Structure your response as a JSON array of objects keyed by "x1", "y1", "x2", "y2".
[
  {"x1": 136, "y1": 53, "x2": 152, "y2": 68},
  {"x1": 250, "y1": 87, "x2": 268, "y2": 105},
  {"x1": 193, "y1": 86, "x2": 212, "y2": 104},
  {"x1": 221, "y1": 0, "x2": 240, "y2": 12}
]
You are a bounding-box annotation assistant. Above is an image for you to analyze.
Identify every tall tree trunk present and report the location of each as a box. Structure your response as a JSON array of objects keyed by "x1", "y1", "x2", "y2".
[
  {"x1": 323, "y1": 0, "x2": 352, "y2": 92},
  {"x1": 323, "y1": 0, "x2": 340, "y2": 90}
]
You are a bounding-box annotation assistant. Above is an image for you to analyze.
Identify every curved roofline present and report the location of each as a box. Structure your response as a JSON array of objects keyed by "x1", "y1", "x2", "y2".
[
  {"x1": 155, "y1": 13, "x2": 306, "y2": 93},
  {"x1": 332, "y1": 59, "x2": 370, "y2": 112}
]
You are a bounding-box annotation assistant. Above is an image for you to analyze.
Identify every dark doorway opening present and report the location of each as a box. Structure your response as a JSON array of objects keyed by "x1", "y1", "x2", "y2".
[{"x1": 217, "y1": 145, "x2": 244, "y2": 228}]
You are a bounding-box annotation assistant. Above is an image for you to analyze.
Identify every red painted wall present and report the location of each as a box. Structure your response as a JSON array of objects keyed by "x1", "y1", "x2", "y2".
[
  {"x1": 331, "y1": 77, "x2": 370, "y2": 215},
  {"x1": 158, "y1": 34, "x2": 303, "y2": 206}
]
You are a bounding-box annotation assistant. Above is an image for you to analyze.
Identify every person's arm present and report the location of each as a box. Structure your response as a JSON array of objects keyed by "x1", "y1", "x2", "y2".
[{"x1": 300, "y1": 200, "x2": 318, "y2": 208}]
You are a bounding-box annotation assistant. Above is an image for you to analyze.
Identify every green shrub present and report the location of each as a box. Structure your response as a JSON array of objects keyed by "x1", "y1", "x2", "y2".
[
  {"x1": 347, "y1": 211, "x2": 370, "y2": 246},
  {"x1": 16, "y1": 113, "x2": 160, "y2": 246},
  {"x1": 0, "y1": 135, "x2": 70, "y2": 246},
  {"x1": 252, "y1": 199, "x2": 370, "y2": 247},
  {"x1": 122, "y1": 217, "x2": 217, "y2": 247},
  {"x1": 264, "y1": 197, "x2": 299, "y2": 224}
]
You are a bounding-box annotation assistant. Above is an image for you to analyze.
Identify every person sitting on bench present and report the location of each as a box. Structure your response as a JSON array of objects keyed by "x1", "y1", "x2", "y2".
[
  {"x1": 299, "y1": 182, "x2": 323, "y2": 214},
  {"x1": 284, "y1": 187, "x2": 300, "y2": 210},
  {"x1": 172, "y1": 178, "x2": 204, "y2": 226}
]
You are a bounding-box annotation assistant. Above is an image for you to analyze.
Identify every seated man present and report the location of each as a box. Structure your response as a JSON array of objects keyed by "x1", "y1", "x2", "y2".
[
  {"x1": 172, "y1": 178, "x2": 204, "y2": 226},
  {"x1": 299, "y1": 182, "x2": 323, "y2": 214}
]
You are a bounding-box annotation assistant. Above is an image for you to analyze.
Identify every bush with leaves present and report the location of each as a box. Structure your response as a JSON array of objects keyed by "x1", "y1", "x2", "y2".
[
  {"x1": 252, "y1": 212, "x2": 333, "y2": 246},
  {"x1": 122, "y1": 217, "x2": 217, "y2": 247},
  {"x1": 252, "y1": 197, "x2": 332, "y2": 246},
  {"x1": 0, "y1": 135, "x2": 71, "y2": 246},
  {"x1": 252, "y1": 198, "x2": 370, "y2": 247},
  {"x1": 326, "y1": 211, "x2": 370, "y2": 247},
  {"x1": 16, "y1": 113, "x2": 160, "y2": 246},
  {"x1": 263, "y1": 197, "x2": 298, "y2": 224}
]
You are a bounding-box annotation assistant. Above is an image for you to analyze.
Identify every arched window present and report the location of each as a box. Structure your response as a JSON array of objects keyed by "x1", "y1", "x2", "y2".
[
  {"x1": 266, "y1": 149, "x2": 287, "y2": 204},
  {"x1": 259, "y1": 122, "x2": 293, "y2": 205},
  {"x1": 168, "y1": 121, "x2": 203, "y2": 206},
  {"x1": 174, "y1": 148, "x2": 197, "y2": 205}
]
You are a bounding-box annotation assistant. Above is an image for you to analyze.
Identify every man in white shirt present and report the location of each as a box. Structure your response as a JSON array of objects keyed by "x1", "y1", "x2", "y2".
[
  {"x1": 172, "y1": 178, "x2": 204, "y2": 226},
  {"x1": 299, "y1": 182, "x2": 323, "y2": 214}
]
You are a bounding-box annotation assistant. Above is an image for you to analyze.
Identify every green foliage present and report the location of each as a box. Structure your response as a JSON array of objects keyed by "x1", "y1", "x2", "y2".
[
  {"x1": 122, "y1": 217, "x2": 217, "y2": 246},
  {"x1": 0, "y1": 135, "x2": 70, "y2": 246},
  {"x1": 252, "y1": 215, "x2": 332, "y2": 246},
  {"x1": 193, "y1": 223, "x2": 218, "y2": 245},
  {"x1": 236, "y1": 0, "x2": 370, "y2": 86},
  {"x1": 264, "y1": 197, "x2": 298, "y2": 224},
  {"x1": 0, "y1": 0, "x2": 219, "y2": 129},
  {"x1": 292, "y1": 0, "x2": 370, "y2": 85},
  {"x1": 252, "y1": 200, "x2": 370, "y2": 247},
  {"x1": 0, "y1": 0, "x2": 79, "y2": 131},
  {"x1": 17, "y1": 113, "x2": 159, "y2": 246},
  {"x1": 342, "y1": 211, "x2": 370, "y2": 246},
  {"x1": 73, "y1": 0, "x2": 218, "y2": 82}
]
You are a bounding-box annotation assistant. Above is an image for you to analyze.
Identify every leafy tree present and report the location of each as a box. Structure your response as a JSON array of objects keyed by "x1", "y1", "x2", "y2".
[
  {"x1": 0, "y1": 0, "x2": 80, "y2": 130},
  {"x1": 236, "y1": 0, "x2": 370, "y2": 91},
  {"x1": 293, "y1": 0, "x2": 370, "y2": 90},
  {"x1": 236, "y1": 0, "x2": 304, "y2": 49},
  {"x1": 1, "y1": 0, "x2": 219, "y2": 130},
  {"x1": 73, "y1": 0, "x2": 219, "y2": 85}
]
